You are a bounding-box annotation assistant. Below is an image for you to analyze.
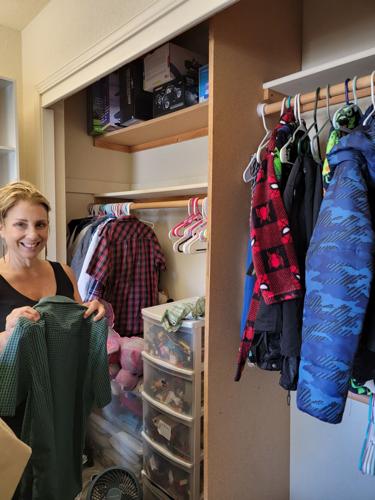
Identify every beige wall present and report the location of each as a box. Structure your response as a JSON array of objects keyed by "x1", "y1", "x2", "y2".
[
  {"x1": 302, "y1": 0, "x2": 375, "y2": 68},
  {"x1": 21, "y1": 0, "x2": 154, "y2": 186},
  {"x1": 0, "y1": 24, "x2": 22, "y2": 172}
]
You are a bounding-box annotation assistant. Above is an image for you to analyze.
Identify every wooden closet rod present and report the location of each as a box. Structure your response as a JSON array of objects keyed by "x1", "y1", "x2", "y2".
[
  {"x1": 93, "y1": 197, "x2": 205, "y2": 210},
  {"x1": 260, "y1": 72, "x2": 374, "y2": 116},
  {"x1": 129, "y1": 198, "x2": 204, "y2": 210}
]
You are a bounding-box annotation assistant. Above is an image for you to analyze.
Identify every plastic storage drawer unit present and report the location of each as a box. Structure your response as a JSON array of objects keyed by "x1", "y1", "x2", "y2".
[
  {"x1": 143, "y1": 393, "x2": 204, "y2": 462},
  {"x1": 142, "y1": 352, "x2": 199, "y2": 417},
  {"x1": 143, "y1": 432, "x2": 199, "y2": 500},
  {"x1": 142, "y1": 301, "x2": 205, "y2": 370}
]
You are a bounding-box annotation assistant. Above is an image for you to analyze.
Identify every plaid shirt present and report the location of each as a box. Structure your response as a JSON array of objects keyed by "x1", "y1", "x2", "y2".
[
  {"x1": 0, "y1": 296, "x2": 110, "y2": 500},
  {"x1": 87, "y1": 216, "x2": 166, "y2": 336}
]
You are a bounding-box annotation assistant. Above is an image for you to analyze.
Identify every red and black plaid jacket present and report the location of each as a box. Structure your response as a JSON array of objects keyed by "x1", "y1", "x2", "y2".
[
  {"x1": 87, "y1": 216, "x2": 166, "y2": 336},
  {"x1": 235, "y1": 110, "x2": 302, "y2": 381}
]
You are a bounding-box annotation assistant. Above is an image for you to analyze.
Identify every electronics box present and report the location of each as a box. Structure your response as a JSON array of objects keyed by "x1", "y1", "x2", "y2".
[
  {"x1": 143, "y1": 42, "x2": 207, "y2": 92},
  {"x1": 153, "y1": 77, "x2": 198, "y2": 118},
  {"x1": 119, "y1": 60, "x2": 153, "y2": 127},
  {"x1": 87, "y1": 72, "x2": 122, "y2": 136},
  {"x1": 199, "y1": 64, "x2": 209, "y2": 103}
]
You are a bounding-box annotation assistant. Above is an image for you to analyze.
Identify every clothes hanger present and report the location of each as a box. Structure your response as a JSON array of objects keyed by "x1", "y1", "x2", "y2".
[
  {"x1": 182, "y1": 198, "x2": 208, "y2": 254},
  {"x1": 169, "y1": 197, "x2": 201, "y2": 239},
  {"x1": 173, "y1": 199, "x2": 203, "y2": 253},
  {"x1": 255, "y1": 103, "x2": 272, "y2": 163},
  {"x1": 308, "y1": 87, "x2": 328, "y2": 163},
  {"x1": 363, "y1": 70, "x2": 375, "y2": 126},
  {"x1": 279, "y1": 93, "x2": 307, "y2": 164},
  {"x1": 243, "y1": 104, "x2": 270, "y2": 183},
  {"x1": 296, "y1": 87, "x2": 322, "y2": 158}
]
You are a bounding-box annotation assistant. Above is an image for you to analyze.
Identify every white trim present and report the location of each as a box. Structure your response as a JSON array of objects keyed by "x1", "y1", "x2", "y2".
[
  {"x1": 263, "y1": 46, "x2": 375, "y2": 95},
  {"x1": 36, "y1": 0, "x2": 187, "y2": 96}
]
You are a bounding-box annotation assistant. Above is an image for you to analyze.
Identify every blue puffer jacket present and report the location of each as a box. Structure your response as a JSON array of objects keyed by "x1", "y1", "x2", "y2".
[{"x1": 297, "y1": 118, "x2": 375, "y2": 424}]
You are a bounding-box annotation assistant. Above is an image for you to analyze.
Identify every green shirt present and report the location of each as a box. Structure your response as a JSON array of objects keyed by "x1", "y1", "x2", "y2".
[{"x1": 0, "y1": 295, "x2": 111, "y2": 500}]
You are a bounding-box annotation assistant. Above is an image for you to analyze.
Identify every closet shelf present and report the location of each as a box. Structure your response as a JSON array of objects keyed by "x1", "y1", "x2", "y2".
[
  {"x1": 93, "y1": 102, "x2": 208, "y2": 154},
  {"x1": 263, "y1": 46, "x2": 375, "y2": 96},
  {"x1": 94, "y1": 182, "x2": 208, "y2": 200}
]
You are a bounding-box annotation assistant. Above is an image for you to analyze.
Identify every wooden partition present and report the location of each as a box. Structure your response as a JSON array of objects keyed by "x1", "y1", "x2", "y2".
[{"x1": 204, "y1": 2, "x2": 302, "y2": 498}]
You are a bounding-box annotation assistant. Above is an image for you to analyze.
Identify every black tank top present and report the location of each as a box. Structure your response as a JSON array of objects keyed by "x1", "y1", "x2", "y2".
[{"x1": 0, "y1": 261, "x2": 74, "y2": 331}]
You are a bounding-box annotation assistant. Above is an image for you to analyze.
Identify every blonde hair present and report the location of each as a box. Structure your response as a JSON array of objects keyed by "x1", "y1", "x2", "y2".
[{"x1": 0, "y1": 181, "x2": 51, "y2": 223}]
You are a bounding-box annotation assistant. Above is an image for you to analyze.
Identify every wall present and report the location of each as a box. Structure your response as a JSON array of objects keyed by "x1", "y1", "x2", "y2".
[
  {"x1": 291, "y1": 396, "x2": 374, "y2": 500},
  {"x1": 302, "y1": 0, "x2": 375, "y2": 69},
  {"x1": 0, "y1": 24, "x2": 22, "y2": 172},
  {"x1": 64, "y1": 89, "x2": 132, "y2": 224}
]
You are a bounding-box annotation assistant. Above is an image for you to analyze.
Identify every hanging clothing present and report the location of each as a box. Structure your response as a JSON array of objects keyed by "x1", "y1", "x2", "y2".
[
  {"x1": 321, "y1": 103, "x2": 362, "y2": 190},
  {"x1": 0, "y1": 296, "x2": 111, "y2": 500},
  {"x1": 235, "y1": 108, "x2": 303, "y2": 381},
  {"x1": 251, "y1": 136, "x2": 323, "y2": 389},
  {"x1": 87, "y1": 215, "x2": 166, "y2": 336},
  {"x1": 297, "y1": 115, "x2": 375, "y2": 424},
  {"x1": 0, "y1": 261, "x2": 75, "y2": 449}
]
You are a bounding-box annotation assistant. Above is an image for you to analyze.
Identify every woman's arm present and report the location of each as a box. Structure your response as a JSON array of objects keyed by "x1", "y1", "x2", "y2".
[{"x1": 62, "y1": 263, "x2": 105, "y2": 321}]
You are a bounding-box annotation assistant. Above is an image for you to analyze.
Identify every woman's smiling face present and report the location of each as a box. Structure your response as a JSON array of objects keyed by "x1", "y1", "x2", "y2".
[{"x1": 0, "y1": 200, "x2": 49, "y2": 261}]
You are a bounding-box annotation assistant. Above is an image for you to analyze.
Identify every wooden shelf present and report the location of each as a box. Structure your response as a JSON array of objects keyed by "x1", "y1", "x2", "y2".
[
  {"x1": 93, "y1": 102, "x2": 208, "y2": 154},
  {"x1": 94, "y1": 182, "x2": 208, "y2": 200},
  {"x1": 263, "y1": 46, "x2": 375, "y2": 96}
]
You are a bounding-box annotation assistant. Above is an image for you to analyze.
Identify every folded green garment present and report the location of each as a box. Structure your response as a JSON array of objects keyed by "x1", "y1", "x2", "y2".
[{"x1": 161, "y1": 297, "x2": 205, "y2": 333}]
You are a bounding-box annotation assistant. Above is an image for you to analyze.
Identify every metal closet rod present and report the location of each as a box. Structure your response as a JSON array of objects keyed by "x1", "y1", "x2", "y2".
[
  {"x1": 93, "y1": 197, "x2": 206, "y2": 210},
  {"x1": 259, "y1": 72, "x2": 374, "y2": 116}
]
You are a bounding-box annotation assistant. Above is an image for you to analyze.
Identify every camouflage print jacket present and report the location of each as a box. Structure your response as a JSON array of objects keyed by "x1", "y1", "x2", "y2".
[{"x1": 297, "y1": 114, "x2": 375, "y2": 424}]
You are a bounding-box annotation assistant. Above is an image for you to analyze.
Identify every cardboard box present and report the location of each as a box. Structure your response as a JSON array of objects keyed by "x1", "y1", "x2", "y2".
[
  {"x1": 153, "y1": 77, "x2": 198, "y2": 117},
  {"x1": 119, "y1": 60, "x2": 153, "y2": 126},
  {"x1": 0, "y1": 418, "x2": 31, "y2": 500},
  {"x1": 143, "y1": 42, "x2": 207, "y2": 92},
  {"x1": 199, "y1": 64, "x2": 209, "y2": 103},
  {"x1": 87, "y1": 72, "x2": 122, "y2": 136}
]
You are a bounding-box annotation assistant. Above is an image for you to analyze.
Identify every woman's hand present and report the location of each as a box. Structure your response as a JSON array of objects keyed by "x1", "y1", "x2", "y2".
[
  {"x1": 5, "y1": 306, "x2": 40, "y2": 334},
  {"x1": 82, "y1": 299, "x2": 106, "y2": 322}
]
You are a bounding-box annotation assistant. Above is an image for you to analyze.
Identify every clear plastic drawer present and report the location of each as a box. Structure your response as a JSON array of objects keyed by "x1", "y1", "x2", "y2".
[
  {"x1": 143, "y1": 353, "x2": 198, "y2": 417},
  {"x1": 143, "y1": 432, "x2": 195, "y2": 500},
  {"x1": 143, "y1": 394, "x2": 203, "y2": 462},
  {"x1": 143, "y1": 315, "x2": 204, "y2": 370}
]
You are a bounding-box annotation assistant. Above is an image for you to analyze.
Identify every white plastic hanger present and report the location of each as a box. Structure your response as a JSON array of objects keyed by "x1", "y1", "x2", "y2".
[
  {"x1": 279, "y1": 94, "x2": 305, "y2": 165},
  {"x1": 243, "y1": 104, "x2": 271, "y2": 183},
  {"x1": 172, "y1": 199, "x2": 203, "y2": 253},
  {"x1": 182, "y1": 197, "x2": 208, "y2": 254},
  {"x1": 363, "y1": 70, "x2": 375, "y2": 127}
]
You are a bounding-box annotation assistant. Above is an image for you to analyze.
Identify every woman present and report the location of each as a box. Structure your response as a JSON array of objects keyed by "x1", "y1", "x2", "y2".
[{"x1": 0, "y1": 180, "x2": 105, "y2": 437}]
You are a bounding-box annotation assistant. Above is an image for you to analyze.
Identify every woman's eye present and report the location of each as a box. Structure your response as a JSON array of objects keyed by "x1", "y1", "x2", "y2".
[
  {"x1": 36, "y1": 223, "x2": 47, "y2": 229},
  {"x1": 15, "y1": 222, "x2": 26, "y2": 228}
]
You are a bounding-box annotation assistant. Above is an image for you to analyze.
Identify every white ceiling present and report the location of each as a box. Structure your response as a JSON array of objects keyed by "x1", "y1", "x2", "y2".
[{"x1": 0, "y1": 0, "x2": 50, "y2": 31}]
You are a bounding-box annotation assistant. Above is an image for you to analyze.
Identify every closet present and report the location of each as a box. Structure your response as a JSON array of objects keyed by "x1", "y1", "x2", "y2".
[{"x1": 22, "y1": 0, "x2": 375, "y2": 498}]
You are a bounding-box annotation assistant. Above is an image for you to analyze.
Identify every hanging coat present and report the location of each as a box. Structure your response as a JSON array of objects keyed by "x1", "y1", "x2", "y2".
[{"x1": 297, "y1": 116, "x2": 375, "y2": 424}]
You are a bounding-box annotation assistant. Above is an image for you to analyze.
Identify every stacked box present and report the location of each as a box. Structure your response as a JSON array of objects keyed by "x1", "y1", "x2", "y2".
[
  {"x1": 119, "y1": 60, "x2": 153, "y2": 126},
  {"x1": 87, "y1": 72, "x2": 122, "y2": 136}
]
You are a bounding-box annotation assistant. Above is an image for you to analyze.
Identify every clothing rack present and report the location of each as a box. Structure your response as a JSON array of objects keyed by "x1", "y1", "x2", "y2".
[
  {"x1": 91, "y1": 196, "x2": 206, "y2": 212},
  {"x1": 259, "y1": 71, "x2": 375, "y2": 116}
]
